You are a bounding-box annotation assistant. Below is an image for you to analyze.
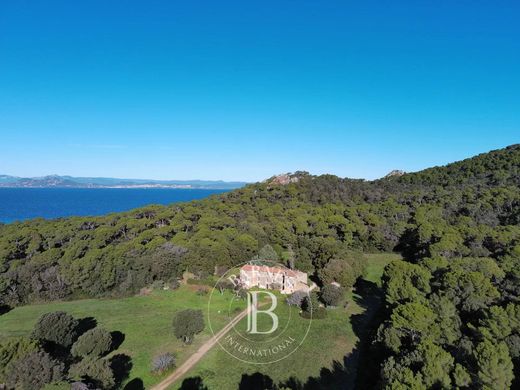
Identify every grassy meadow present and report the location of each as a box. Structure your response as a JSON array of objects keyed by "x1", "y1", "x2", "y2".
[
  {"x1": 0, "y1": 285, "x2": 235, "y2": 388},
  {"x1": 0, "y1": 253, "x2": 398, "y2": 389},
  {"x1": 172, "y1": 252, "x2": 397, "y2": 389}
]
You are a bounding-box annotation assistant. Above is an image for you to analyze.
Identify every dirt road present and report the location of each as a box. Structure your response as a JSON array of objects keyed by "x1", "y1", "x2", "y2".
[{"x1": 150, "y1": 307, "x2": 249, "y2": 390}]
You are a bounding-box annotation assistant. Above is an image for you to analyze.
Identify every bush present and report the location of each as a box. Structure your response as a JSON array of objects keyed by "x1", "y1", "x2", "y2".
[
  {"x1": 320, "y1": 284, "x2": 344, "y2": 307},
  {"x1": 196, "y1": 287, "x2": 208, "y2": 296},
  {"x1": 173, "y1": 309, "x2": 205, "y2": 344},
  {"x1": 301, "y1": 291, "x2": 327, "y2": 319},
  {"x1": 7, "y1": 351, "x2": 64, "y2": 390},
  {"x1": 168, "y1": 278, "x2": 180, "y2": 290},
  {"x1": 216, "y1": 279, "x2": 234, "y2": 294},
  {"x1": 31, "y1": 311, "x2": 79, "y2": 348},
  {"x1": 71, "y1": 327, "x2": 112, "y2": 357},
  {"x1": 69, "y1": 357, "x2": 115, "y2": 389},
  {"x1": 151, "y1": 280, "x2": 165, "y2": 289},
  {"x1": 286, "y1": 290, "x2": 308, "y2": 307},
  {"x1": 151, "y1": 352, "x2": 176, "y2": 373},
  {"x1": 235, "y1": 289, "x2": 247, "y2": 300}
]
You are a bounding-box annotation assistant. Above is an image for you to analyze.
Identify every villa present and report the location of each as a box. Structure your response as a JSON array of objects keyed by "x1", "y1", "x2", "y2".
[{"x1": 239, "y1": 264, "x2": 308, "y2": 294}]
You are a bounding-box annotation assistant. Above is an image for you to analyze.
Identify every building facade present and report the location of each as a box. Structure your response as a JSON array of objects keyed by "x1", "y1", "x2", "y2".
[{"x1": 239, "y1": 264, "x2": 308, "y2": 294}]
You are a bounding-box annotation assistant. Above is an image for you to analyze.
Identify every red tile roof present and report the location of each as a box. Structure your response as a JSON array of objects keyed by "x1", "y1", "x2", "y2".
[{"x1": 241, "y1": 264, "x2": 300, "y2": 277}]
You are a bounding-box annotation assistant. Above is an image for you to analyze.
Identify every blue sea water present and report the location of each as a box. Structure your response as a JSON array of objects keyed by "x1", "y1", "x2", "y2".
[{"x1": 0, "y1": 188, "x2": 227, "y2": 223}]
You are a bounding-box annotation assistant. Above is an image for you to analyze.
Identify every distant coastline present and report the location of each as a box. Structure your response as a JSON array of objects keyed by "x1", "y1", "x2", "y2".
[{"x1": 0, "y1": 174, "x2": 247, "y2": 190}]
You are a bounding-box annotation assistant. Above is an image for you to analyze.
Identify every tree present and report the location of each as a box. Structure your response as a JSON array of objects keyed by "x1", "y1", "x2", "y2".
[
  {"x1": 390, "y1": 302, "x2": 436, "y2": 336},
  {"x1": 151, "y1": 352, "x2": 175, "y2": 373},
  {"x1": 257, "y1": 244, "x2": 278, "y2": 261},
  {"x1": 417, "y1": 340, "x2": 454, "y2": 388},
  {"x1": 31, "y1": 311, "x2": 79, "y2": 348},
  {"x1": 301, "y1": 291, "x2": 327, "y2": 318},
  {"x1": 215, "y1": 279, "x2": 234, "y2": 294},
  {"x1": 320, "y1": 284, "x2": 344, "y2": 307},
  {"x1": 69, "y1": 357, "x2": 115, "y2": 389},
  {"x1": 383, "y1": 261, "x2": 432, "y2": 306},
  {"x1": 172, "y1": 309, "x2": 205, "y2": 344},
  {"x1": 71, "y1": 327, "x2": 113, "y2": 357},
  {"x1": 429, "y1": 294, "x2": 461, "y2": 345},
  {"x1": 443, "y1": 270, "x2": 500, "y2": 312},
  {"x1": 302, "y1": 291, "x2": 320, "y2": 314},
  {"x1": 6, "y1": 351, "x2": 64, "y2": 390},
  {"x1": 474, "y1": 340, "x2": 514, "y2": 390},
  {"x1": 0, "y1": 336, "x2": 38, "y2": 383},
  {"x1": 285, "y1": 245, "x2": 296, "y2": 270},
  {"x1": 453, "y1": 364, "x2": 471, "y2": 388},
  {"x1": 316, "y1": 251, "x2": 365, "y2": 288}
]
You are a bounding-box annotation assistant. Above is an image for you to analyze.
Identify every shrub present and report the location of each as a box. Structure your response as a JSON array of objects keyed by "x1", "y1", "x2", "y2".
[
  {"x1": 151, "y1": 352, "x2": 176, "y2": 373},
  {"x1": 69, "y1": 357, "x2": 115, "y2": 389},
  {"x1": 235, "y1": 289, "x2": 247, "y2": 300},
  {"x1": 301, "y1": 291, "x2": 327, "y2": 319},
  {"x1": 196, "y1": 287, "x2": 208, "y2": 296},
  {"x1": 31, "y1": 311, "x2": 79, "y2": 348},
  {"x1": 286, "y1": 290, "x2": 308, "y2": 307},
  {"x1": 168, "y1": 278, "x2": 180, "y2": 290},
  {"x1": 320, "y1": 284, "x2": 344, "y2": 307},
  {"x1": 7, "y1": 351, "x2": 64, "y2": 390},
  {"x1": 151, "y1": 280, "x2": 165, "y2": 289},
  {"x1": 71, "y1": 327, "x2": 112, "y2": 357},
  {"x1": 173, "y1": 309, "x2": 205, "y2": 344},
  {"x1": 216, "y1": 279, "x2": 234, "y2": 294}
]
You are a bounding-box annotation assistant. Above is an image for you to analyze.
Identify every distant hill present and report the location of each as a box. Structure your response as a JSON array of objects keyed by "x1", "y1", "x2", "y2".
[{"x1": 0, "y1": 174, "x2": 247, "y2": 189}]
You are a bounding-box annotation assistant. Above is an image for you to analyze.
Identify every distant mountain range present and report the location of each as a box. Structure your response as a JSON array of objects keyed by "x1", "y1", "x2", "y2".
[{"x1": 0, "y1": 174, "x2": 247, "y2": 189}]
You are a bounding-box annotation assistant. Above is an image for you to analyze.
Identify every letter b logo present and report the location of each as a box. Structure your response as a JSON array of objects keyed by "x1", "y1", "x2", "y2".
[{"x1": 246, "y1": 291, "x2": 279, "y2": 334}]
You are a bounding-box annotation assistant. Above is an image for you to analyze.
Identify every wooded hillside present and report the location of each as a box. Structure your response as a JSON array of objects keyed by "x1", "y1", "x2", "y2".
[{"x1": 1, "y1": 144, "x2": 519, "y2": 388}]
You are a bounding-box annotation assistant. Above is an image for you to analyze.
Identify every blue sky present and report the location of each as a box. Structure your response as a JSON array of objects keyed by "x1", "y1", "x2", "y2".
[{"x1": 0, "y1": 1, "x2": 518, "y2": 181}]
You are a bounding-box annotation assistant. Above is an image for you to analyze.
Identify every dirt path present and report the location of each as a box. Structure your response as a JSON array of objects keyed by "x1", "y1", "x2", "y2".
[{"x1": 150, "y1": 307, "x2": 250, "y2": 390}]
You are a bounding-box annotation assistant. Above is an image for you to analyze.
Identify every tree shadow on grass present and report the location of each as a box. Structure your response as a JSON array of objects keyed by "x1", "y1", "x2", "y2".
[
  {"x1": 75, "y1": 316, "x2": 97, "y2": 336},
  {"x1": 123, "y1": 377, "x2": 144, "y2": 390},
  {"x1": 0, "y1": 304, "x2": 12, "y2": 315},
  {"x1": 277, "y1": 278, "x2": 386, "y2": 390},
  {"x1": 110, "y1": 330, "x2": 126, "y2": 350},
  {"x1": 110, "y1": 353, "x2": 133, "y2": 388},
  {"x1": 179, "y1": 376, "x2": 209, "y2": 390},
  {"x1": 239, "y1": 372, "x2": 275, "y2": 390}
]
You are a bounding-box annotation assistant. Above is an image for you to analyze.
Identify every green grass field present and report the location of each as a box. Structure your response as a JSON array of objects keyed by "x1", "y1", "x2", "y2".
[
  {"x1": 363, "y1": 252, "x2": 401, "y2": 287},
  {"x1": 0, "y1": 253, "x2": 398, "y2": 389},
  {"x1": 0, "y1": 285, "x2": 234, "y2": 388},
  {"x1": 171, "y1": 252, "x2": 398, "y2": 389}
]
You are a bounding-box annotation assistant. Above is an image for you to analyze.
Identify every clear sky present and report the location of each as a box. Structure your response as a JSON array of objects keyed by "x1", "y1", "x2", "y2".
[{"x1": 0, "y1": 1, "x2": 518, "y2": 181}]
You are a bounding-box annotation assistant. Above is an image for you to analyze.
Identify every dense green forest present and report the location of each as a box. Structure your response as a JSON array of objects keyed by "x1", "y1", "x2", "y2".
[{"x1": 1, "y1": 144, "x2": 519, "y2": 388}]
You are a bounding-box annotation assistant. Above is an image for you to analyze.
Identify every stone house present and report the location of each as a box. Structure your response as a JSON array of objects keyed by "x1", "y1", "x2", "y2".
[{"x1": 239, "y1": 264, "x2": 308, "y2": 294}]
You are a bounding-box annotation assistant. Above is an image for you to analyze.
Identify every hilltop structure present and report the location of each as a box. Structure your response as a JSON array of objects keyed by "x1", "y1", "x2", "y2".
[{"x1": 239, "y1": 264, "x2": 308, "y2": 294}]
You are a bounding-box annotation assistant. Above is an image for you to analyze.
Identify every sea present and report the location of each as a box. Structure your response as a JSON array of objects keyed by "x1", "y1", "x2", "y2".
[{"x1": 0, "y1": 188, "x2": 227, "y2": 224}]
